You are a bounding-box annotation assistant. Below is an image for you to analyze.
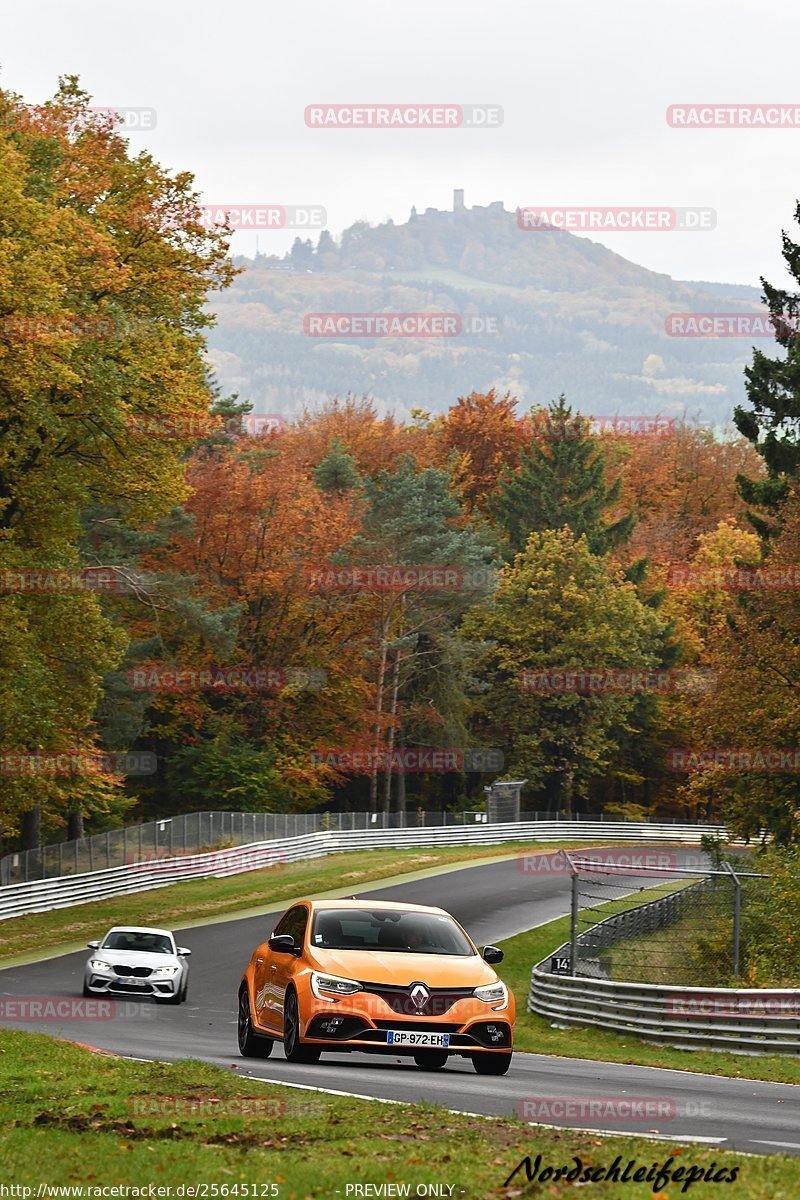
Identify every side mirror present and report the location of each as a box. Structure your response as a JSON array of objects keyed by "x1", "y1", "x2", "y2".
[
  {"x1": 483, "y1": 945, "x2": 504, "y2": 964},
  {"x1": 177, "y1": 947, "x2": 191, "y2": 957},
  {"x1": 269, "y1": 933, "x2": 301, "y2": 957},
  {"x1": 87, "y1": 941, "x2": 100, "y2": 950}
]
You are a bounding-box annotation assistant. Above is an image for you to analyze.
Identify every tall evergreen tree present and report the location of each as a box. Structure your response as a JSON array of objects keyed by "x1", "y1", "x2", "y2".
[
  {"x1": 490, "y1": 396, "x2": 635, "y2": 556},
  {"x1": 735, "y1": 202, "x2": 800, "y2": 528}
]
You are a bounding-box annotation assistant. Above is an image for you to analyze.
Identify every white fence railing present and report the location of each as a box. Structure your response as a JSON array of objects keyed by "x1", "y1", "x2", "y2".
[{"x1": 0, "y1": 820, "x2": 725, "y2": 922}]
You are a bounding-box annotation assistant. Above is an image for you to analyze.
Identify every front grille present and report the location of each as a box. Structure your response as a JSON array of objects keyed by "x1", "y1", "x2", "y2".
[
  {"x1": 112, "y1": 965, "x2": 152, "y2": 977},
  {"x1": 109, "y1": 981, "x2": 154, "y2": 993},
  {"x1": 360, "y1": 982, "x2": 473, "y2": 1017},
  {"x1": 372, "y1": 1020, "x2": 462, "y2": 1033}
]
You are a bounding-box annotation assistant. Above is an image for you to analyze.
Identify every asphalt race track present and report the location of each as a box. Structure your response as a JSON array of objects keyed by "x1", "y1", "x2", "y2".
[{"x1": 1, "y1": 847, "x2": 798, "y2": 1157}]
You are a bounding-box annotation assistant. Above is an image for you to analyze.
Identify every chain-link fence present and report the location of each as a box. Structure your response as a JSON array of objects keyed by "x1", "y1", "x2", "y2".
[
  {"x1": 556, "y1": 852, "x2": 770, "y2": 987},
  {"x1": 1, "y1": 807, "x2": 587, "y2": 884}
]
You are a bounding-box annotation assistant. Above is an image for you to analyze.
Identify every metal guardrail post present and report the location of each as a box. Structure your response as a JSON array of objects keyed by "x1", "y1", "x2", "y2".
[
  {"x1": 721, "y1": 859, "x2": 742, "y2": 978},
  {"x1": 566, "y1": 851, "x2": 579, "y2": 977}
]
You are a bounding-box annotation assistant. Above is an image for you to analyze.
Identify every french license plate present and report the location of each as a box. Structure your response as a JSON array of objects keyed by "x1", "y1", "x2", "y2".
[{"x1": 387, "y1": 1030, "x2": 450, "y2": 1048}]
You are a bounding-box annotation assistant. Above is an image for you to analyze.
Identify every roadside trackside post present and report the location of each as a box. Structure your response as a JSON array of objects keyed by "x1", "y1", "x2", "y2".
[
  {"x1": 721, "y1": 859, "x2": 742, "y2": 978},
  {"x1": 565, "y1": 851, "x2": 579, "y2": 977}
]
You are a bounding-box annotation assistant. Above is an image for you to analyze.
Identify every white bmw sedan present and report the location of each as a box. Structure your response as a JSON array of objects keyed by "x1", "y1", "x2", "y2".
[{"x1": 83, "y1": 926, "x2": 190, "y2": 1004}]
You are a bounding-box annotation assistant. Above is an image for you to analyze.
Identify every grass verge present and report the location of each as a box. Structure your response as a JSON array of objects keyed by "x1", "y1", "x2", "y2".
[
  {"x1": 0, "y1": 841, "x2": 593, "y2": 965},
  {"x1": 0, "y1": 1029, "x2": 795, "y2": 1198},
  {"x1": 499, "y1": 914, "x2": 800, "y2": 1085}
]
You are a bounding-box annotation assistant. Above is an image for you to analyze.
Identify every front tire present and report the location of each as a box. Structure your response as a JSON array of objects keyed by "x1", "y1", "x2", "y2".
[
  {"x1": 472, "y1": 1052, "x2": 512, "y2": 1076},
  {"x1": 238, "y1": 986, "x2": 274, "y2": 1058},
  {"x1": 413, "y1": 1050, "x2": 449, "y2": 1070},
  {"x1": 283, "y1": 990, "x2": 321, "y2": 1064}
]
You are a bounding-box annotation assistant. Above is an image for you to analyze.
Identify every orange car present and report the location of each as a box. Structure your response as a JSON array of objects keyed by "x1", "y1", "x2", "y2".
[{"x1": 238, "y1": 898, "x2": 515, "y2": 1074}]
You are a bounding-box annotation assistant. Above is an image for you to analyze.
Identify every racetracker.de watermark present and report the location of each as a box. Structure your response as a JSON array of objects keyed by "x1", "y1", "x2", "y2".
[
  {"x1": 518, "y1": 668, "x2": 699, "y2": 695},
  {"x1": 666, "y1": 565, "x2": 800, "y2": 589},
  {"x1": 0, "y1": 751, "x2": 156, "y2": 777},
  {"x1": 518, "y1": 207, "x2": 715, "y2": 231},
  {"x1": 126, "y1": 666, "x2": 326, "y2": 693},
  {"x1": 667, "y1": 103, "x2": 800, "y2": 128},
  {"x1": 197, "y1": 204, "x2": 326, "y2": 230},
  {"x1": 304, "y1": 103, "x2": 502, "y2": 128},
  {"x1": 666, "y1": 312, "x2": 800, "y2": 338},
  {"x1": 304, "y1": 565, "x2": 491, "y2": 592},
  {"x1": 531, "y1": 413, "x2": 682, "y2": 439},
  {"x1": 128, "y1": 1097, "x2": 286, "y2": 1120},
  {"x1": 127, "y1": 412, "x2": 287, "y2": 439},
  {"x1": 516, "y1": 849, "x2": 706, "y2": 875},
  {"x1": 80, "y1": 106, "x2": 157, "y2": 131},
  {"x1": 516, "y1": 1096, "x2": 714, "y2": 1122},
  {"x1": 0, "y1": 568, "x2": 134, "y2": 594},
  {"x1": 303, "y1": 313, "x2": 500, "y2": 337},
  {"x1": 666, "y1": 748, "x2": 800, "y2": 772},
  {"x1": 310, "y1": 747, "x2": 503, "y2": 773},
  {"x1": 126, "y1": 849, "x2": 287, "y2": 873},
  {"x1": 0, "y1": 997, "x2": 156, "y2": 1021},
  {"x1": 0, "y1": 315, "x2": 118, "y2": 341},
  {"x1": 668, "y1": 992, "x2": 800, "y2": 1017}
]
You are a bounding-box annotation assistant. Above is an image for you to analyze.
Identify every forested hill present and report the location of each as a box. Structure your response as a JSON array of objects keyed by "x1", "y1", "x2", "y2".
[{"x1": 207, "y1": 199, "x2": 763, "y2": 425}]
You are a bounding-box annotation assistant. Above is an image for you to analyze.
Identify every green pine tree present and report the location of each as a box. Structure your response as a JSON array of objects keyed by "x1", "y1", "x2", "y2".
[
  {"x1": 313, "y1": 439, "x2": 362, "y2": 494},
  {"x1": 490, "y1": 395, "x2": 635, "y2": 556},
  {"x1": 734, "y1": 202, "x2": 800, "y2": 529}
]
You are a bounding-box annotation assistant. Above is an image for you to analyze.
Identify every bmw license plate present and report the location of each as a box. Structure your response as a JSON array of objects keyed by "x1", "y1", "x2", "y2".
[
  {"x1": 117, "y1": 977, "x2": 145, "y2": 986},
  {"x1": 387, "y1": 1030, "x2": 450, "y2": 1048}
]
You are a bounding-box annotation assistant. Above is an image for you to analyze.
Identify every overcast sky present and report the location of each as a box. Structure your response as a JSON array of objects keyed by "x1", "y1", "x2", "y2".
[{"x1": 3, "y1": 0, "x2": 800, "y2": 288}]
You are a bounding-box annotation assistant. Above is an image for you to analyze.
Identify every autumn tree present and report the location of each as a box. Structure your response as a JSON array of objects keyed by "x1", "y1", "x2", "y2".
[
  {"x1": 155, "y1": 434, "x2": 371, "y2": 811},
  {"x1": 673, "y1": 502, "x2": 800, "y2": 842},
  {"x1": 614, "y1": 424, "x2": 761, "y2": 566},
  {"x1": 462, "y1": 529, "x2": 668, "y2": 816},
  {"x1": 432, "y1": 389, "x2": 527, "y2": 513},
  {"x1": 340, "y1": 459, "x2": 495, "y2": 815},
  {"x1": 0, "y1": 79, "x2": 234, "y2": 842}
]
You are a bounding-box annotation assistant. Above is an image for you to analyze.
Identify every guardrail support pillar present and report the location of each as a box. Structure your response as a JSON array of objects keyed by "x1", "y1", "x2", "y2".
[
  {"x1": 567, "y1": 853, "x2": 579, "y2": 977},
  {"x1": 722, "y1": 860, "x2": 742, "y2": 978}
]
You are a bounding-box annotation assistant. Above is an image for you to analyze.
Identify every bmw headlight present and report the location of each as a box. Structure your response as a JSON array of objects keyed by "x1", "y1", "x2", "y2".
[
  {"x1": 152, "y1": 965, "x2": 179, "y2": 976},
  {"x1": 311, "y1": 971, "x2": 363, "y2": 1001},
  {"x1": 89, "y1": 960, "x2": 112, "y2": 972},
  {"x1": 473, "y1": 981, "x2": 508, "y2": 1008}
]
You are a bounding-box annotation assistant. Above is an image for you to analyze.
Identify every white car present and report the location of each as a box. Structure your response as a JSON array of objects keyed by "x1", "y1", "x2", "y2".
[{"x1": 83, "y1": 925, "x2": 191, "y2": 1004}]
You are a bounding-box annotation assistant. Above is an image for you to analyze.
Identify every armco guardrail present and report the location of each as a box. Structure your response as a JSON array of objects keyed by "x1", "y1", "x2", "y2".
[
  {"x1": 528, "y1": 880, "x2": 800, "y2": 1055},
  {"x1": 0, "y1": 809, "x2": 713, "y2": 884},
  {"x1": 0, "y1": 820, "x2": 725, "y2": 921},
  {"x1": 528, "y1": 971, "x2": 800, "y2": 1054}
]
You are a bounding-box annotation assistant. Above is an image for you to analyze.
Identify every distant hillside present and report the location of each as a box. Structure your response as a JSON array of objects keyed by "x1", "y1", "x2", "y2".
[{"x1": 206, "y1": 196, "x2": 770, "y2": 427}]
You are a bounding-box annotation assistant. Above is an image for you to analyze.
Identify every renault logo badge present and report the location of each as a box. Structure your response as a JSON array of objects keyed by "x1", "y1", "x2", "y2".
[{"x1": 410, "y1": 983, "x2": 430, "y2": 1010}]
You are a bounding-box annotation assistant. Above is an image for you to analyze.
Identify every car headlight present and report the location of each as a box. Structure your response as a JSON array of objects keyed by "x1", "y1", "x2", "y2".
[
  {"x1": 473, "y1": 981, "x2": 508, "y2": 1008},
  {"x1": 311, "y1": 971, "x2": 363, "y2": 1001},
  {"x1": 152, "y1": 965, "x2": 179, "y2": 976},
  {"x1": 89, "y1": 960, "x2": 112, "y2": 972}
]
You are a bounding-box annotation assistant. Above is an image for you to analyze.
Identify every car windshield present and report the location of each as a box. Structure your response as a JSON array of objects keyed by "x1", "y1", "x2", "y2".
[
  {"x1": 101, "y1": 931, "x2": 173, "y2": 954},
  {"x1": 311, "y1": 908, "x2": 474, "y2": 955}
]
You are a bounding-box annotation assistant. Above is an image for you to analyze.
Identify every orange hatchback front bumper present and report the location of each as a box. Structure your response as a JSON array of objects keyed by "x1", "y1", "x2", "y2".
[{"x1": 294, "y1": 974, "x2": 515, "y2": 1056}]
